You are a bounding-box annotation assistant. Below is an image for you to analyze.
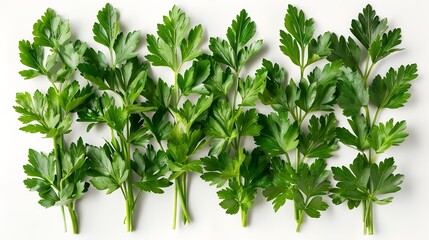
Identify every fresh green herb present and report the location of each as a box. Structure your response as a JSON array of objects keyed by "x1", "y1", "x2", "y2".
[
  {"x1": 328, "y1": 4, "x2": 417, "y2": 235},
  {"x1": 144, "y1": 6, "x2": 211, "y2": 229},
  {"x1": 77, "y1": 3, "x2": 171, "y2": 232},
  {"x1": 15, "y1": 9, "x2": 92, "y2": 234},
  {"x1": 201, "y1": 9, "x2": 267, "y2": 227},
  {"x1": 257, "y1": 5, "x2": 340, "y2": 231}
]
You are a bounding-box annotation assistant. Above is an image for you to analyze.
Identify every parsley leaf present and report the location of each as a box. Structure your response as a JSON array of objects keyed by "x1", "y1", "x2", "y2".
[
  {"x1": 369, "y1": 64, "x2": 418, "y2": 109},
  {"x1": 209, "y1": 9, "x2": 262, "y2": 72},
  {"x1": 255, "y1": 112, "x2": 299, "y2": 156}
]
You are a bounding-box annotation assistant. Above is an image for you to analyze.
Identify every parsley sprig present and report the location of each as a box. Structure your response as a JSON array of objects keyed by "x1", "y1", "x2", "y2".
[
  {"x1": 76, "y1": 4, "x2": 171, "y2": 232},
  {"x1": 15, "y1": 8, "x2": 92, "y2": 234},
  {"x1": 201, "y1": 9, "x2": 267, "y2": 227},
  {"x1": 257, "y1": 5, "x2": 340, "y2": 231},
  {"x1": 328, "y1": 4, "x2": 417, "y2": 235}
]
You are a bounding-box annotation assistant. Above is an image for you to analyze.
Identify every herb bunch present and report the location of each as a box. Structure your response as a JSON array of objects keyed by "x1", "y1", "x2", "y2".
[
  {"x1": 15, "y1": 9, "x2": 93, "y2": 233},
  {"x1": 257, "y1": 5, "x2": 340, "y2": 231},
  {"x1": 77, "y1": 3, "x2": 171, "y2": 232},
  {"x1": 327, "y1": 4, "x2": 417, "y2": 235},
  {"x1": 144, "y1": 6, "x2": 212, "y2": 229},
  {"x1": 200, "y1": 10, "x2": 268, "y2": 227}
]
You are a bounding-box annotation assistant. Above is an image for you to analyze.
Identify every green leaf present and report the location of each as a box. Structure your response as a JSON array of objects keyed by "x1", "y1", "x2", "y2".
[
  {"x1": 113, "y1": 31, "x2": 140, "y2": 64},
  {"x1": 307, "y1": 61, "x2": 342, "y2": 85},
  {"x1": 14, "y1": 89, "x2": 71, "y2": 137},
  {"x1": 307, "y1": 32, "x2": 331, "y2": 66},
  {"x1": 167, "y1": 125, "x2": 205, "y2": 165},
  {"x1": 331, "y1": 154, "x2": 371, "y2": 203},
  {"x1": 24, "y1": 150, "x2": 56, "y2": 184},
  {"x1": 90, "y1": 176, "x2": 119, "y2": 194},
  {"x1": 258, "y1": 59, "x2": 298, "y2": 112},
  {"x1": 370, "y1": 157, "x2": 404, "y2": 195},
  {"x1": 143, "y1": 109, "x2": 173, "y2": 143},
  {"x1": 103, "y1": 105, "x2": 128, "y2": 134},
  {"x1": 206, "y1": 100, "x2": 238, "y2": 143},
  {"x1": 180, "y1": 25, "x2": 203, "y2": 62},
  {"x1": 296, "y1": 79, "x2": 336, "y2": 113},
  {"x1": 141, "y1": 77, "x2": 172, "y2": 110},
  {"x1": 62, "y1": 40, "x2": 87, "y2": 70},
  {"x1": 337, "y1": 69, "x2": 368, "y2": 116},
  {"x1": 128, "y1": 114, "x2": 151, "y2": 146},
  {"x1": 178, "y1": 60, "x2": 210, "y2": 96},
  {"x1": 304, "y1": 196, "x2": 329, "y2": 218},
  {"x1": 237, "y1": 109, "x2": 262, "y2": 137},
  {"x1": 132, "y1": 146, "x2": 171, "y2": 194},
  {"x1": 217, "y1": 180, "x2": 257, "y2": 214},
  {"x1": 284, "y1": 4, "x2": 315, "y2": 48},
  {"x1": 209, "y1": 9, "x2": 262, "y2": 71},
  {"x1": 369, "y1": 28, "x2": 402, "y2": 63},
  {"x1": 336, "y1": 114, "x2": 369, "y2": 151},
  {"x1": 93, "y1": 3, "x2": 119, "y2": 48},
  {"x1": 32, "y1": 8, "x2": 71, "y2": 49},
  {"x1": 255, "y1": 112, "x2": 299, "y2": 156},
  {"x1": 241, "y1": 148, "x2": 271, "y2": 188},
  {"x1": 59, "y1": 80, "x2": 93, "y2": 114},
  {"x1": 299, "y1": 114, "x2": 338, "y2": 159},
  {"x1": 146, "y1": 6, "x2": 200, "y2": 70},
  {"x1": 76, "y1": 92, "x2": 115, "y2": 130},
  {"x1": 279, "y1": 31, "x2": 300, "y2": 66},
  {"x1": 350, "y1": 4, "x2": 388, "y2": 49},
  {"x1": 369, "y1": 64, "x2": 418, "y2": 109},
  {"x1": 203, "y1": 58, "x2": 234, "y2": 100},
  {"x1": 18, "y1": 40, "x2": 46, "y2": 79},
  {"x1": 367, "y1": 119, "x2": 408, "y2": 154},
  {"x1": 201, "y1": 153, "x2": 235, "y2": 187},
  {"x1": 263, "y1": 157, "x2": 297, "y2": 212},
  {"x1": 77, "y1": 47, "x2": 110, "y2": 90},
  {"x1": 146, "y1": 34, "x2": 176, "y2": 68},
  {"x1": 115, "y1": 57, "x2": 148, "y2": 103},
  {"x1": 327, "y1": 34, "x2": 361, "y2": 71},
  {"x1": 209, "y1": 38, "x2": 235, "y2": 69},
  {"x1": 298, "y1": 159, "x2": 330, "y2": 199},
  {"x1": 238, "y1": 70, "x2": 267, "y2": 106},
  {"x1": 173, "y1": 95, "x2": 213, "y2": 131},
  {"x1": 87, "y1": 146, "x2": 113, "y2": 176},
  {"x1": 227, "y1": 9, "x2": 257, "y2": 51},
  {"x1": 61, "y1": 138, "x2": 86, "y2": 178}
]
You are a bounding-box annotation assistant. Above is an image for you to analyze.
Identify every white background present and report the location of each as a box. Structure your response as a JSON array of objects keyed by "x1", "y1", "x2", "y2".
[{"x1": 1, "y1": 0, "x2": 428, "y2": 239}]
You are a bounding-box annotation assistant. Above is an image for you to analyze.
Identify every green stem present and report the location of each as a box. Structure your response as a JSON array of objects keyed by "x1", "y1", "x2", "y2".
[
  {"x1": 54, "y1": 137, "x2": 67, "y2": 232},
  {"x1": 241, "y1": 209, "x2": 248, "y2": 227},
  {"x1": 61, "y1": 205, "x2": 67, "y2": 232},
  {"x1": 173, "y1": 70, "x2": 180, "y2": 108},
  {"x1": 109, "y1": 47, "x2": 115, "y2": 68},
  {"x1": 364, "y1": 106, "x2": 371, "y2": 126},
  {"x1": 181, "y1": 173, "x2": 188, "y2": 224},
  {"x1": 125, "y1": 196, "x2": 133, "y2": 232},
  {"x1": 295, "y1": 209, "x2": 304, "y2": 232},
  {"x1": 176, "y1": 178, "x2": 191, "y2": 224},
  {"x1": 293, "y1": 201, "x2": 300, "y2": 227},
  {"x1": 232, "y1": 69, "x2": 241, "y2": 111},
  {"x1": 172, "y1": 180, "x2": 178, "y2": 229},
  {"x1": 363, "y1": 199, "x2": 374, "y2": 235},
  {"x1": 67, "y1": 203, "x2": 79, "y2": 234},
  {"x1": 372, "y1": 108, "x2": 381, "y2": 128},
  {"x1": 124, "y1": 120, "x2": 134, "y2": 232},
  {"x1": 300, "y1": 45, "x2": 305, "y2": 79}
]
